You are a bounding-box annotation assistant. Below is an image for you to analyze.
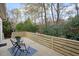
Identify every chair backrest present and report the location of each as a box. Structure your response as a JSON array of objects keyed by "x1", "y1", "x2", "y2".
[
  {"x1": 15, "y1": 42, "x2": 21, "y2": 48},
  {"x1": 10, "y1": 39, "x2": 22, "y2": 50},
  {"x1": 10, "y1": 39, "x2": 16, "y2": 46}
]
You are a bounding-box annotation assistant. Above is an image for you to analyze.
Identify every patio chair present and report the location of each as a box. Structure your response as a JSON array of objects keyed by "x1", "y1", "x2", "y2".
[
  {"x1": 14, "y1": 41, "x2": 30, "y2": 56},
  {"x1": 10, "y1": 38, "x2": 30, "y2": 56},
  {"x1": 10, "y1": 39, "x2": 18, "y2": 53},
  {"x1": 10, "y1": 39, "x2": 16, "y2": 46}
]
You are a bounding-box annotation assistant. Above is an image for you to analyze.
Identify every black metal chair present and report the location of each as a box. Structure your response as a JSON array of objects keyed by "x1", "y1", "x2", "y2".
[
  {"x1": 10, "y1": 39, "x2": 16, "y2": 47},
  {"x1": 10, "y1": 38, "x2": 30, "y2": 56},
  {"x1": 14, "y1": 42, "x2": 30, "y2": 56},
  {"x1": 10, "y1": 39, "x2": 18, "y2": 53}
]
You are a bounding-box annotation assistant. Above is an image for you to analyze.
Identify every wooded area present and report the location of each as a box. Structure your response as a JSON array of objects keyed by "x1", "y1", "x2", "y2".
[{"x1": 4, "y1": 3, "x2": 79, "y2": 40}]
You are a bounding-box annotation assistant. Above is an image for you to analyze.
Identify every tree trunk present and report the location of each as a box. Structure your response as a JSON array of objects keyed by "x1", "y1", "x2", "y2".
[
  {"x1": 75, "y1": 3, "x2": 79, "y2": 16},
  {"x1": 56, "y1": 3, "x2": 60, "y2": 23},
  {"x1": 43, "y1": 3, "x2": 48, "y2": 28},
  {"x1": 41, "y1": 9, "x2": 43, "y2": 25},
  {"x1": 51, "y1": 3, "x2": 54, "y2": 23}
]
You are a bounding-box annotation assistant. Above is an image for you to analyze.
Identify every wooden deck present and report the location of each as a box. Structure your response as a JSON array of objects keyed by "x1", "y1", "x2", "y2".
[{"x1": 0, "y1": 37, "x2": 63, "y2": 56}]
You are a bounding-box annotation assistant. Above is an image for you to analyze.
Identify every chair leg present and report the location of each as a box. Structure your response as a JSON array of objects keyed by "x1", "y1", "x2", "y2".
[
  {"x1": 24, "y1": 44, "x2": 30, "y2": 54},
  {"x1": 27, "y1": 46, "x2": 30, "y2": 53},
  {"x1": 14, "y1": 48, "x2": 19, "y2": 56},
  {"x1": 12, "y1": 46, "x2": 16, "y2": 53},
  {"x1": 19, "y1": 49, "x2": 22, "y2": 56},
  {"x1": 19, "y1": 50, "x2": 26, "y2": 56}
]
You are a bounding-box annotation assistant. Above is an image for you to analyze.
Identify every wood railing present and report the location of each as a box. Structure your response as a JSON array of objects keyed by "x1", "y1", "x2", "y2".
[{"x1": 12, "y1": 32, "x2": 79, "y2": 56}]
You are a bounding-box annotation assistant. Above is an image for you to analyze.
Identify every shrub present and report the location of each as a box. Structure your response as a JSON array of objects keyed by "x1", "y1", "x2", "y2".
[
  {"x1": 42, "y1": 24, "x2": 65, "y2": 37},
  {"x1": 3, "y1": 20, "x2": 13, "y2": 38},
  {"x1": 64, "y1": 16, "x2": 79, "y2": 40},
  {"x1": 16, "y1": 23, "x2": 24, "y2": 31},
  {"x1": 16, "y1": 18, "x2": 38, "y2": 32}
]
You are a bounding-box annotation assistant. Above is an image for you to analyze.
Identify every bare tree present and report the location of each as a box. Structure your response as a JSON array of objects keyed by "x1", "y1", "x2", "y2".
[
  {"x1": 56, "y1": 3, "x2": 60, "y2": 23},
  {"x1": 43, "y1": 3, "x2": 48, "y2": 28},
  {"x1": 10, "y1": 8, "x2": 21, "y2": 31},
  {"x1": 51, "y1": 3, "x2": 54, "y2": 22},
  {"x1": 75, "y1": 3, "x2": 79, "y2": 16}
]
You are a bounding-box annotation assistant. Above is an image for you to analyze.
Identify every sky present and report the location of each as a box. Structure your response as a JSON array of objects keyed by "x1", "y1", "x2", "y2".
[
  {"x1": 6, "y1": 3, "x2": 78, "y2": 23},
  {"x1": 6, "y1": 3, "x2": 25, "y2": 22},
  {"x1": 6, "y1": 3, "x2": 22, "y2": 10}
]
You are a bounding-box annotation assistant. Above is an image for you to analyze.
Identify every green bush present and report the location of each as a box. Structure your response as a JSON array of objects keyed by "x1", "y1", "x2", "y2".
[
  {"x1": 3, "y1": 20, "x2": 13, "y2": 38},
  {"x1": 64, "y1": 16, "x2": 79, "y2": 40},
  {"x1": 16, "y1": 23, "x2": 24, "y2": 31},
  {"x1": 42, "y1": 24, "x2": 65, "y2": 37},
  {"x1": 16, "y1": 18, "x2": 38, "y2": 32}
]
